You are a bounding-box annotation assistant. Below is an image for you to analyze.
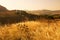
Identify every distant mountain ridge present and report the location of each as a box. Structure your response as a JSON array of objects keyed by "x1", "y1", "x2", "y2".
[
  {"x1": 26, "y1": 10, "x2": 60, "y2": 15},
  {"x1": 0, "y1": 5, "x2": 60, "y2": 24}
]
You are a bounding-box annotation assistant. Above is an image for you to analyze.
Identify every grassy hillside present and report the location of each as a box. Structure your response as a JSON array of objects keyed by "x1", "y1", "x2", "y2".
[{"x1": 0, "y1": 5, "x2": 60, "y2": 40}]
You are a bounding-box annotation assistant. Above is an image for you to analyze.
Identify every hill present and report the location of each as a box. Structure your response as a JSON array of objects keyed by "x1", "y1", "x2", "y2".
[
  {"x1": 0, "y1": 5, "x2": 60, "y2": 24},
  {"x1": 0, "y1": 5, "x2": 60, "y2": 40},
  {"x1": 0, "y1": 5, "x2": 8, "y2": 12},
  {"x1": 0, "y1": 10, "x2": 60, "y2": 24},
  {"x1": 26, "y1": 10, "x2": 60, "y2": 15}
]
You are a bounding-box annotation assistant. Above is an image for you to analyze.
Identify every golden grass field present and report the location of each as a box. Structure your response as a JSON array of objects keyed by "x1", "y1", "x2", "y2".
[{"x1": 0, "y1": 20, "x2": 60, "y2": 40}]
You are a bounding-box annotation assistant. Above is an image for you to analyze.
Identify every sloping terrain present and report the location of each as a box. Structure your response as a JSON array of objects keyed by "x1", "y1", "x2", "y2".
[
  {"x1": 0, "y1": 10, "x2": 60, "y2": 24},
  {"x1": 0, "y1": 5, "x2": 8, "y2": 12},
  {"x1": 0, "y1": 5, "x2": 60, "y2": 24},
  {"x1": 0, "y1": 5, "x2": 60, "y2": 40}
]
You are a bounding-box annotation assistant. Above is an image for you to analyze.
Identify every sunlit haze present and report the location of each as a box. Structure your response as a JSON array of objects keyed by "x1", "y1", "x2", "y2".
[{"x1": 0, "y1": 0, "x2": 60, "y2": 10}]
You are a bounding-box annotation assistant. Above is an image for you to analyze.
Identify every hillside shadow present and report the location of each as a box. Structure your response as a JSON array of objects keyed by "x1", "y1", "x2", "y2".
[{"x1": 0, "y1": 10, "x2": 60, "y2": 25}]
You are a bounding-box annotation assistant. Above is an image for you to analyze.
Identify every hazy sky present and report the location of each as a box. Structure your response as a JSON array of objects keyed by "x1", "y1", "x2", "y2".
[{"x1": 0, "y1": 0, "x2": 60, "y2": 10}]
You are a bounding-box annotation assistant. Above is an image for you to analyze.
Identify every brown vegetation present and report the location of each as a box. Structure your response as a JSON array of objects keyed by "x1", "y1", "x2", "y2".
[{"x1": 0, "y1": 21, "x2": 60, "y2": 40}]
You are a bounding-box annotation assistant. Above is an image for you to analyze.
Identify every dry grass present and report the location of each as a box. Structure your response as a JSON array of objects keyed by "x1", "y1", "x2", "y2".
[{"x1": 0, "y1": 21, "x2": 60, "y2": 40}]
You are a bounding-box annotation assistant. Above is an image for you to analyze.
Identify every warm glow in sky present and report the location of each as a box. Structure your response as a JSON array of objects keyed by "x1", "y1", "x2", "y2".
[{"x1": 0, "y1": 0, "x2": 60, "y2": 10}]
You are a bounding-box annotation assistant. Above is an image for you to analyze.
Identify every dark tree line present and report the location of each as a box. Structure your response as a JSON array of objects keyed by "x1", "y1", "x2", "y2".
[{"x1": 0, "y1": 10, "x2": 60, "y2": 25}]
